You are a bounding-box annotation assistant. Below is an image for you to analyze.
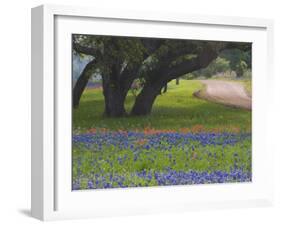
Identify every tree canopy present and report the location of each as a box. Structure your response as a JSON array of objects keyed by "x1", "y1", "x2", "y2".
[{"x1": 72, "y1": 34, "x2": 251, "y2": 117}]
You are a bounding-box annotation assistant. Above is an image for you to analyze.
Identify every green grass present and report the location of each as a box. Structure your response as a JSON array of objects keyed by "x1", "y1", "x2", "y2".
[
  {"x1": 73, "y1": 137, "x2": 251, "y2": 178},
  {"x1": 73, "y1": 80, "x2": 251, "y2": 132},
  {"x1": 73, "y1": 134, "x2": 251, "y2": 189},
  {"x1": 72, "y1": 79, "x2": 252, "y2": 189},
  {"x1": 240, "y1": 80, "x2": 252, "y2": 96}
]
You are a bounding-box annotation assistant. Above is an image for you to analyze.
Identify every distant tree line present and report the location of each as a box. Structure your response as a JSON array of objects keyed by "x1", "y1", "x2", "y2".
[{"x1": 183, "y1": 48, "x2": 251, "y2": 79}]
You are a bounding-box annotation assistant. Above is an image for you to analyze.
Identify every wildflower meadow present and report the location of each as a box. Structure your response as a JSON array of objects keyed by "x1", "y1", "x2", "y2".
[
  {"x1": 72, "y1": 80, "x2": 252, "y2": 190},
  {"x1": 72, "y1": 36, "x2": 251, "y2": 190}
]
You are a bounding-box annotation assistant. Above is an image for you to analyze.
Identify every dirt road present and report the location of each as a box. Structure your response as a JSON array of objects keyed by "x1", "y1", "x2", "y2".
[{"x1": 194, "y1": 80, "x2": 251, "y2": 110}]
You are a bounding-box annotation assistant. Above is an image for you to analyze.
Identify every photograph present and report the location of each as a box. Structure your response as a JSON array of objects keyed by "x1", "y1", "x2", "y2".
[{"x1": 71, "y1": 34, "x2": 252, "y2": 190}]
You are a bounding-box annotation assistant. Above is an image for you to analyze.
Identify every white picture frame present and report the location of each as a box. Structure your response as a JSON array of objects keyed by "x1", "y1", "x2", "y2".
[{"x1": 31, "y1": 4, "x2": 274, "y2": 221}]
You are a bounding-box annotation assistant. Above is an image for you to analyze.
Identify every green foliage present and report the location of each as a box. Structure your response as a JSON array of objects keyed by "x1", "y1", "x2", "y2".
[
  {"x1": 242, "y1": 69, "x2": 252, "y2": 79},
  {"x1": 184, "y1": 48, "x2": 252, "y2": 79},
  {"x1": 220, "y1": 49, "x2": 251, "y2": 77},
  {"x1": 212, "y1": 57, "x2": 230, "y2": 72},
  {"x1": 170, "y1": 54, "x2": 197, "y2": 67},
  {"x1": 235, "y1": 60, "x2": 248, "y2": 77},
  {"x1": 74, "y1": 34, "x2": 251, "y2": 85},
  {"x1": 73, "y1": 34, "x2": 146, "y2": 75},
  {"x1": 220, "y1": 49, "x2": 241, "y2": 70},
  {"x1": 186, "y1": 57, "x2": 230, "y2": 78},
  {"x1": 136, "y1": 40, "x2": 227, "y2": 81}
]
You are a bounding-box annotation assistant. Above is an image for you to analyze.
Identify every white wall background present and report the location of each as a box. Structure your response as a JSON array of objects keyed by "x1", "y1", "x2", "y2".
[{"x1": 0, "y1": 0, "x2": 280, "y2": 225}]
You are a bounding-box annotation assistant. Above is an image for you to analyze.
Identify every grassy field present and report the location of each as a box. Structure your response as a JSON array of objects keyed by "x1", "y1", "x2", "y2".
[
  {"x1": 72, "y1": 79, "x2": 252, "y2": 190},
  {"x1": 73, "y1": 80, "x2": 251, "y2": 132},
  {"x1": 73, "y1": 132, "x2": 251, "y2": 189},
  {"x1": 240, "y1": 80, "x2": 252, "y2": 96}
]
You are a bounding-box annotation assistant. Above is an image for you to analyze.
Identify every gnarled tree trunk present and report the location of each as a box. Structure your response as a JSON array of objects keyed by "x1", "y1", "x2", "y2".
[
  {"x1": 103, "y1": 85, "x2": 127, "y2": 117},
  {"x1": 73, "y1": 59, "x2": 96, "y2": 108},
  {"x1": 102, "y1": 65, "x2": 141, "y2": 117},
  {"x1": 131, "y1": 82, "x2": 163, "y2": 116},
  {"x1": 102, "y1": 69, "x2": 129, "y2": 117},
  {"x1": 131, "y1": 46, "x2": 219, "y2": 116}
]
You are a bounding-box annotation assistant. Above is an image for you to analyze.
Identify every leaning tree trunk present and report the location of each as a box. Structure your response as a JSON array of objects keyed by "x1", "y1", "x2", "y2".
[
  {"x1": 130, "y1": 49, "x2": 219, "y2": 116},
  {"x1": 131, "y1": 82, "x2": 163, "y2": 116},
  {"x1": 73, "y1": 60, "x2": 96, "y2": 108}
]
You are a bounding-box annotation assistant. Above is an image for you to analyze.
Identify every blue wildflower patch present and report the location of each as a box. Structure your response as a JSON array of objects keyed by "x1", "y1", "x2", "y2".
[{"x1": 72, "y1": 131, "x2": 251, "y2": 190}]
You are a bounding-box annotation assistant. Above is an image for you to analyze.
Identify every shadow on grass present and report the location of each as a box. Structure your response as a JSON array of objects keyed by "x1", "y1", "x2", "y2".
[{"x1": 74, "y1": 99, "x2": 251, "y2": 131}]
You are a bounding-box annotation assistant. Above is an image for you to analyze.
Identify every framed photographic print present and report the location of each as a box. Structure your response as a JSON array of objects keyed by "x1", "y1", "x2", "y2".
[{"x1": 31, "y1": 4, "x2": 274, "y2": 221}]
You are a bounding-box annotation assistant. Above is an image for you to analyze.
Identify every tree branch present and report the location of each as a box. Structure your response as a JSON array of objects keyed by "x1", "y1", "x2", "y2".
[{"x1": 72, "y1": 42, "x2": 100, "y2": 57}]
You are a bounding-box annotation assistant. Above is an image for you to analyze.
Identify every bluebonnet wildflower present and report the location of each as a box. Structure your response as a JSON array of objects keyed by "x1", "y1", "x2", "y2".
[{"x1": 72, "y1": 131, "x2": 251, "y2": 190}]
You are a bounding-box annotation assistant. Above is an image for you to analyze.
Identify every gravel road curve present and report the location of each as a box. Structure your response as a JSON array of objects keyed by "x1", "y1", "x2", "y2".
[{"x1": 194, "y1": 80, "x2": 251, "y2": 110}]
